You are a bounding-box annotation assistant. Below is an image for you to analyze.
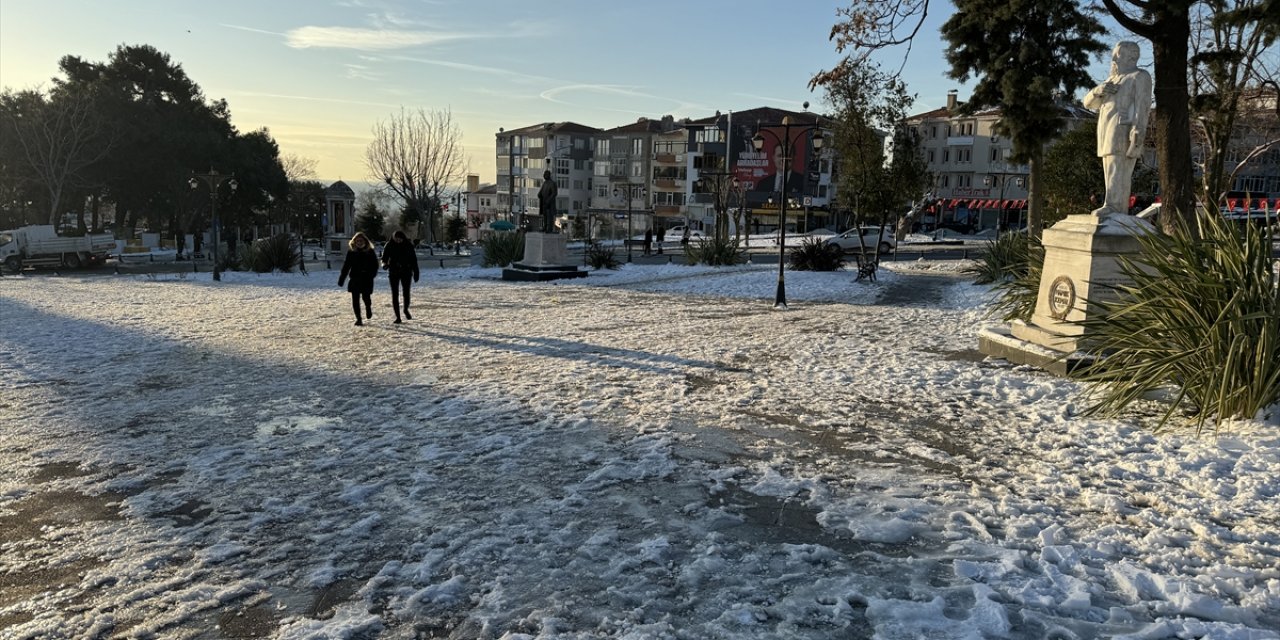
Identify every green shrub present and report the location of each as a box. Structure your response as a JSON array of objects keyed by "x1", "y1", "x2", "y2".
[
  {"x1": 1077, "y1": 211, "x2": 1280, "y2": 430},
  {"x1": 239, "y1": 234, "x2": 300, "y2": 273},
  {"x1": 983, "y1": 236, "x2": 1044, "y2": 323},
  {"x1": 479, "y1": 231, "x2": 525, "y2": 267},
  {"x1": 965, "y1": 231, "x2": 1038, "y2": 285},
  {"x1": 584, "y1": 242, "x2": 620, "y2": 269},
  {"x1": 684, "y1": 236, "x2": 747, "y2": 266},
  {"x1": 788, "y1": 238, "x2": 846, "y2": 271}
]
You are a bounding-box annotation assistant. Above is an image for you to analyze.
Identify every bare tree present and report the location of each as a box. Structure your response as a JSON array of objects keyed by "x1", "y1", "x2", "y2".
[
  {"x1": 1189, "y1": 0, "x2": 1279, "y2": 203},
  {"x1": 364, "y1": 107, "x2": 468, "y2": 243},
  {"x1": 281, "y1": 153, "x2": 319, "y2": 182},
  {"x1": 1, "y1": 88, "x2": 113, "y2": 227}
]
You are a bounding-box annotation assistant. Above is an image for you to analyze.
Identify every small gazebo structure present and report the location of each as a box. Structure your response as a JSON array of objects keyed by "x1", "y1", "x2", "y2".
[{"x1": 324, "y1": 181, "x2": 356, "y2": 254}]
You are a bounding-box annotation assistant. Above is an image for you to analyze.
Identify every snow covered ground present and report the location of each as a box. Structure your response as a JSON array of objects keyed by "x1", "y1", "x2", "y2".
[{"x1": 1, "y1": 261, "x2": 1277, "y2": 639}]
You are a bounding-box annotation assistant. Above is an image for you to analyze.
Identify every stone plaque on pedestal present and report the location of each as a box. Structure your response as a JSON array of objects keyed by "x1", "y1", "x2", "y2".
[
  {"x1": 501, "y1": 232, "x2": 587, "y2": 282},
  {"x1": 979, "y1": 214, "x2": 1154, "y2": 375}
]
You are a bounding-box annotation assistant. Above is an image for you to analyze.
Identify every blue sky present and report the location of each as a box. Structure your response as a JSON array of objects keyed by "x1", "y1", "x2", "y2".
[{"x1": 1, "y1": 0, "x2": 1123, "y2": 187}]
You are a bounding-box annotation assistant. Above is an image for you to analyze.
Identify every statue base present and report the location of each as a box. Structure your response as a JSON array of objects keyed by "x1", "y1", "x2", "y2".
[
  {"x1": 978, "y1": 214, "x2": 1155, "y2": 374},
  {"x1": 502, "y1": 232, "x2": 587, "y2": 282}
]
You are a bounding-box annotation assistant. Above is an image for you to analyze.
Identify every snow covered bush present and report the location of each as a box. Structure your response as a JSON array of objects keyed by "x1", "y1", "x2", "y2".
[
  {"x1": 240, "y1": 234, "x2": 300, "y2": 273},
  {"x1": 684, "y1": 235, "x2": 746, "y2": 266},
  {"x1": 584, "y1": 241, "x2": 620, "y2": 269},
  {"x1": 1079, "y1": 210, "x2": 1280, "y2": 430},
  {"x1": 479, "y1": 231, "x2": 524, "y2": 268},
  {"x1": 788, "y1": 237, "x2": 846, "y2": 271}
]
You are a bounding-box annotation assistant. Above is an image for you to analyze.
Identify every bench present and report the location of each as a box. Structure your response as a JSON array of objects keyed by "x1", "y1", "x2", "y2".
[{"x1": 855, "y1": 255, "x2": 878, "y2": 282}]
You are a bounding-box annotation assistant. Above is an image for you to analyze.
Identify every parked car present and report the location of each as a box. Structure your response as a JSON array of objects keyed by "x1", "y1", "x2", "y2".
[
  {"x1": 824, "y1": 227, "x2": 897, "y2": 254},
  {"x1": 662, "y1": 226, "x2": 705, "y2": 243}
]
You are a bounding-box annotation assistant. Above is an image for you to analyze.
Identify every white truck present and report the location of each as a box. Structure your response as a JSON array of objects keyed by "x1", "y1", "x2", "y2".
[{"x1": 0, "y1": 225, "x2": 116, "y2": 272}]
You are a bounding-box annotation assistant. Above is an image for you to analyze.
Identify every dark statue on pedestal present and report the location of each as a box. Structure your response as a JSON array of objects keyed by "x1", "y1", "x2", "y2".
[{"x1": 537, "y1": 169, "x2": 558, "y2": 233}]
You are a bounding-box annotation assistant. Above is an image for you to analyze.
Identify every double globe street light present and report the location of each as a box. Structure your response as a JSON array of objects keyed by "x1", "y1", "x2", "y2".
[
  {"x1": 751, "y1": 109, "x2": 824, "y2": 309},
  {"x1": 189, "y1": 169, "x2": 238, "y2": 281}
]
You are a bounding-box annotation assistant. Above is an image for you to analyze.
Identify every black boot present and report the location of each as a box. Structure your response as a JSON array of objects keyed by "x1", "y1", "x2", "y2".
[{"x1": 404, "y1": 306, "x2": 412, "y2": 320}]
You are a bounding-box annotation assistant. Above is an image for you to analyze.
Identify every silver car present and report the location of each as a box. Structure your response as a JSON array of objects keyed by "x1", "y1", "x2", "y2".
[{"x1": 825, "y1": 227, "x2": 897, "y2": 254}]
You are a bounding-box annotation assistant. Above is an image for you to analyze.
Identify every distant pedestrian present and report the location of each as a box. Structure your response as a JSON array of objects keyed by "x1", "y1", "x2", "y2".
[
  {"x1": 643, "y1": 228, "x2": 653, "y2": 256},
  {"x1": 656, "y1": 227, "x2": 666, "y2": 254},
  {"x1": 681, "y1": 227, "x2": 691, "y2": 247},
  {"x1": 338, "y1": 232, "x2": 378, "y2": 326},
  {"x1": 381, "y1": 230, "x2": 419, "y2": 324}
]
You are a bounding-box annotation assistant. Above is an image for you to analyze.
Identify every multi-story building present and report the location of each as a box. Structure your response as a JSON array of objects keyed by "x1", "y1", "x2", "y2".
[
  {"x1": 908, "y1": 90, "x2": 1093, "y2": 231},
  {"x1": 683, "y1": 107, "x2": 833, "y2": 234},
  {"x1": 587, "y1": 116, "x2": 687, "y2": 238},
  {"x1": 498, "y1": 108, "x2": 836, "y2": 238},
  {"x1": 495, "y1": 122, "x2": 599, "y2": 231}
]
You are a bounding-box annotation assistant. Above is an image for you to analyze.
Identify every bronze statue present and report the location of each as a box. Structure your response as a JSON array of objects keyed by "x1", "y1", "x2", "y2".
[{"x1": 537, "y1": 169, "x2": 558, "y2": 233}]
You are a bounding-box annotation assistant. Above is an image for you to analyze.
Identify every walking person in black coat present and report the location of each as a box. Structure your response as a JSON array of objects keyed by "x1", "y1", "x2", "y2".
[
  {"x1": 338, "y1": 232, "x2": 379, "y2": 326},
  {"x1": 380, "y1": 230, "x2": 419, "y2": 324}
]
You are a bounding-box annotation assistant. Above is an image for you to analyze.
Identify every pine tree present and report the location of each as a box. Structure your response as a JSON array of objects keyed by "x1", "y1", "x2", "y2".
[{"x1": 941, "y1": 0, "x2": 1106, "y2": 238}]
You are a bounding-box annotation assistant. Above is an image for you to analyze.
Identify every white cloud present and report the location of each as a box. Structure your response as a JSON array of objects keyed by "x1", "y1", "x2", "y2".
[{"x1": 285, "y1": 26, "x2": 468, "y2": 50}]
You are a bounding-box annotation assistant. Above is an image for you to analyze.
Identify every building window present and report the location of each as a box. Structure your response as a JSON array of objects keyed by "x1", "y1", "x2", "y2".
[
  {"x1": 958, "y1": 148, "x2": 972, "y2": 163},
  {"x1": 632, "y1": 162, "x2": 644, "y2": 177},
  {"x1": 931, "y1": 125, "x2": 938, "y2": 138},
  {"x1": 529, "y1": 137, "x2": 544, "y2": 149},
  {"x1": 573, "y1": 180, "x2": 584, "y2": 190},
  {"x1": 928, "y1": 150, "x2": 936, "y2": 164},
  {"x1": 574, "y1": 159, "x2": 586, "y2": 171},
  {"x1": 575, "y1": 138, "x2": 585, "y2": 149},
  {"x1": 940, "y1": 175, "x2": 950, "y2": 187},
  {"x1": 943, "y1": 149, "x2": 950, "y2": 163},
  {"x1": 596, "y1": 139, "x2": 610, "y2": 155},
  {"x1": 695, "y1": 128, "x2": 724, "y2": 144},
  {"x1": 990, "y1": 148, "x2": 1001, "y2": 162},
  {"x1": 632, "y1": 138, "x2": 643, "y2": 155}
]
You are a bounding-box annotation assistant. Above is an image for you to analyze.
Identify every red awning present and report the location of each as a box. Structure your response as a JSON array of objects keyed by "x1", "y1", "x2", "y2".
[
  {"x1": 949, "y1": 198, "x2": 960, "y2": 208},
  {"x1": 1227, "y1": 198, "x2": 1239, "y2": 210},
  {"x1": 970, "y1": 200, "x2": 981, "y2": 209}
]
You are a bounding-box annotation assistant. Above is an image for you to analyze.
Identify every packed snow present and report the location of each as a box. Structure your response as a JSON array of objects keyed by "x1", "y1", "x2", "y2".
[{"x1": 1, "y1": 260, "x2": 1277, "y2": 639}]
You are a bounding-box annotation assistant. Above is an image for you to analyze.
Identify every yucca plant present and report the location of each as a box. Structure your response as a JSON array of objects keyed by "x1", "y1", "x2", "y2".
[
  {"x1": 1076, "y1": 210, "x2": 1280, "y2": 431},
  {"x1": 983, "y1": 235, "x2": 1045, "y2": 323},
  {"x1": 789, "y1": 238, "x2": 846, "y2": 271},
  {"x1": 684, "y1": 236, "x2": 747, "y2": 266},
  {"x1": 584, "y1": 242, "x2": 620, "y2": 269},
  {"x1": 965, "y1": 231, "x2": 1039, "y2": 285},
  {"x1": 479, "y1": 231, "x2": 525, "y2": 268},
  {"x1": 240, "y1": 234, "x2": 300, "y2": 273}
]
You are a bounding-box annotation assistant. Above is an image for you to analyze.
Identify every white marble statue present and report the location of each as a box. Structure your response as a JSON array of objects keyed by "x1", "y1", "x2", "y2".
[{"x1": 1082, "y1": 41, "x2": 1153, "y2": 219}]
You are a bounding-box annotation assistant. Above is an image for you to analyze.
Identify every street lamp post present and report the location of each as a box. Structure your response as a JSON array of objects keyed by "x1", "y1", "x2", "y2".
[
  {"x1": 984, "y1": 173, "x2": 1026, "y2": 233},
  {"x1": 613, "y1": 183, "x2": 645, "y2": 263},
  {"x1": 189, "y1": 169, "x2": 238, "y2": 281},
  {"x1": 752, "y1": 111, "x2": 825, "y2": 309}
]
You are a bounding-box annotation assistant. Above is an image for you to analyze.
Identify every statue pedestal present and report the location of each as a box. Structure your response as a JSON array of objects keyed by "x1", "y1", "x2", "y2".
[
  {"x1": 501, "y1": 232, "x2": 587, "y2": 282},
  {"x1": 978, "y1": 214, "x2": 1155, "y2": 375}
]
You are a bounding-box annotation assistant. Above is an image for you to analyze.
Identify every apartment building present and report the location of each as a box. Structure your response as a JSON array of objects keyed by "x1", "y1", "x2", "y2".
[
  {"x1": 497, "y1": 108, "x2": 835, "y2": 238},
  {"x1": 909, "y1": 90, "x2": 1095, "y2": 231},
  {"x1": 684, "y1": 107, "x2": 833, "y2": 233},
  {"x1": 495, "y1": 122, "x2": 599, "y2": 231},
  {"x1": 586, "y1": 116, "x2": 688, "y2": 237}
]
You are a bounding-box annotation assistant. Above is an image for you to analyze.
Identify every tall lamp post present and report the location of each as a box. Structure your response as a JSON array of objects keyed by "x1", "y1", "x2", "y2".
[
  {"x1": 190, "y1": 169, "x2": 238, "y2": 281},
  {"x1": 613, "y1": 183, "x2": 645, "y2": 263},
  {"x1": 752, "y1": 111, "x2": 825, "y2": 309},
  {"x1": 983, "y1": 173, "x2": 1026, "y2": 233}
]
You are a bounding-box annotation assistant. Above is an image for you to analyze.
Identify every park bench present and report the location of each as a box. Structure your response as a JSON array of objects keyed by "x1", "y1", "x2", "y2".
[{"x1": 854, "y1": 254, "x2": 878, "y2": 282}]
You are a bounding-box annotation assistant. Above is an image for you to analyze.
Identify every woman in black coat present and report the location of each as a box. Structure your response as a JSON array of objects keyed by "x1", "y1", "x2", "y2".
[
  {"x1": 380, "y1": 230, "x2": 420, "y2": 324},
  {"x1": 338, "y1": 232, "x2": 379, "y2": 326}
]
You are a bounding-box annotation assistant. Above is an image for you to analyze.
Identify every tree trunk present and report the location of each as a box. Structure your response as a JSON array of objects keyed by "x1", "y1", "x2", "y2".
[
  {"x1": 1027, "y1": 148, "x2": 1044, "y2": 239},
  {"x1": 1152, "y1": 16, "x2": 1196, "y2": 236}
]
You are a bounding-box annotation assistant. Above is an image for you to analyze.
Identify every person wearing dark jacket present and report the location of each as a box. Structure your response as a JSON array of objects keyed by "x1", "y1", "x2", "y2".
[
  {"x1": 380, "y1": 230, "x2": 419, "y2": 324},
  {"x1": 338, "y1": 232, "x2": 379, "y2": 326}
]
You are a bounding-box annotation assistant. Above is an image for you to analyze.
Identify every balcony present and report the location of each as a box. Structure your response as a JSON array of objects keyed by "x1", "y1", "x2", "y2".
[
  {"x1": 653, "y1": 152, "x2": 684, "y2": 164},
  {"x1": 653, "y1": 204, "x2": 681, "y2": 215},
  {"x1": 653, "y1": 178, "x2": 683, "y2": 189}
]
